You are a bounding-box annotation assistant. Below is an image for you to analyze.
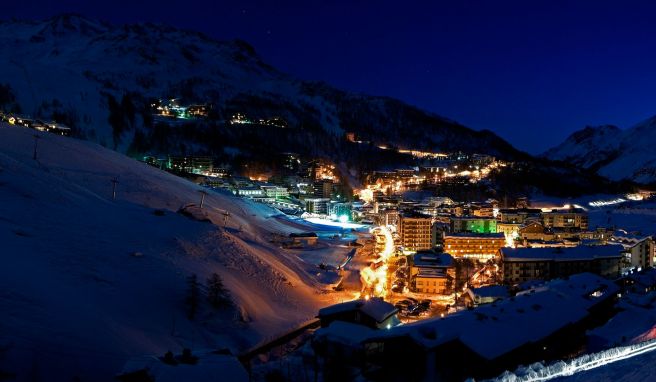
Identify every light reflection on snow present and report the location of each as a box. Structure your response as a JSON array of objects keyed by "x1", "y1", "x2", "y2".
[{"x1": 481, "y1": 339, "x2": 656, "y2": 382}]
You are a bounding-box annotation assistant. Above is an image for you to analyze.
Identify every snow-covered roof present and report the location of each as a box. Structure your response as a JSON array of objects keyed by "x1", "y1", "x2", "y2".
[
  {"x1": 318, "y1": 297, "x2": 397, "y2": 323},
  {"x1": 118, "y1": 351, "x2": 248, "y2": 382},
  {"x1": 413, "y1": 251, "x2": 454, "y2": 268},
  {"x1": 314, "y1": 321, "x2": 378, "y2": 346},
  {"x1": 416, "y1": 268, "x2": 448, "y2": 278},
  {"x1": 501, "y1": 244, "x2": 623, "y2": 262},
  {"x1": 368, "y1": 273, "x2": 618, "y2": 360},
  {"x1": 445, "y1": 232, "x2": 505, "y2": 239},
  {"x1": 626, "y1": 268, "x2": 656, "y2": 288},
  {"x1": 469, "y1": 285, "x2": 510, "y2": 299}
]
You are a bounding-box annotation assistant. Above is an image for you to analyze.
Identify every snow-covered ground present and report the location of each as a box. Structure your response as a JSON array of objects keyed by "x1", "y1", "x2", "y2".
[
  {"x1": 0, "y1": 125, "x2": 349, "y2": 380},
  {"x1": 482, "y1": 339, "x2": 656, "y2": 382}
]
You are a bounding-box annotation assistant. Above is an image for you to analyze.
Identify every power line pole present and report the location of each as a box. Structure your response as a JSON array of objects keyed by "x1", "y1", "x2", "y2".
[
  {"x1": 198, "y1": 190, "x2": 207, "y2": 209},
  {"x1": 222, "y1": 211, "x2": 230, "y2": 228},
  {"x1": 111, "y1": 177, "x2": 119, "y2": 201},
  {"x1": 32, "y1": 134, "x2": 40, "y2": 160}
]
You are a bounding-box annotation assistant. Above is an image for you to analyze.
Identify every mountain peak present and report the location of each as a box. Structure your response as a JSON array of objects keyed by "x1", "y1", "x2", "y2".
[
  {"x1": 569, "y1": 125, "x2": 621, "y2": 144},
  {"x1": 34, "y1": 13, "x2": 107, "y2": 39}
]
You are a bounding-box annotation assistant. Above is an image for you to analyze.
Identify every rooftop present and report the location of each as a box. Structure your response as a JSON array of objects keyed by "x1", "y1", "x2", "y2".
[
  {"x1": 413, "y1": 251, "x2": 454, "y2": 268},
  {"x1": 445, "y1": 232, "x2": 505, "y2": 239},
  {"x1": 369, "y1": 273, "x2": 618, "y2": 360},
  {"x1": 318, "y1": 297, "x2": 398, "y2": 324},
  {"x1": 501, "y1": 244, "x2": 623, "y2": 262}
]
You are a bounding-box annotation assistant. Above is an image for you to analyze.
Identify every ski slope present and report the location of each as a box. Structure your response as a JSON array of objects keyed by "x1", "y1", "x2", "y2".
[{"x1": 0, "y1": 125, "x2": 337, "y2": 381}]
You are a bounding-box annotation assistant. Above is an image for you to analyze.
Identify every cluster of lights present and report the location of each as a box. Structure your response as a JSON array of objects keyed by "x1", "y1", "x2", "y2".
[
  {"x1": 360, "y1": 226, "x2": 395, "y2": 298},
  {"x1": 588, "y1": 198, "x2": 626, "y2": 207}
]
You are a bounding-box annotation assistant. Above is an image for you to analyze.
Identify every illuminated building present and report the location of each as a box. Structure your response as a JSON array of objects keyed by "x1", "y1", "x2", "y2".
[
  {"x1": 280, "y1": 152, "x2": 301, "y2": 172},
  {"x1": 468, "y1": 204, "x2": 495, "y2": 217},
  {"x1": 411, "y1": 251, "x2": 455, "y2": 294},
  {"x1": 497, "y1": 208, "x2": 542, "y2": 224},
  {"x1": 313, "y1": 179, "x2": 333, "y2": 198},
  {"x1": 399, "y1": 212, "x2": 434, "y2": 251},
  {"x1": 167, "y1": 156, "x2": 213, "y2": 174},
  {"x1": 186, "y1": 104, "x2": 210, "y2": 117},
  {"x1": 305, "y1": 198, "x2": 330, "y2": 215},
  {"x1": 234, "y1": 186, "x2": 265, "y2": 198},
  {"x1": 541, "y1": 208, "x2": 589, "y2": 231},
  {"x1": 450, "y1": 216, "x2": 497, "y2": 234},
  {"x1": 260, "y1": 185, "x2": 289, "y2": 199},
  {"x1": 518, "y1": 221, "x2": 551, "y2": 241},
  {"x1": 317, "y1": 298, "x2": 399, "y2": 330},
  {"x1": 500, "y1": 245, "x2": 623, "y2": 284},
  {"x1": 443, "y1": 233, "x2": 505, "y2": 261},
  {"x1": 611, "y1": 233, "x2": 654, "y2": 270},
  {"x1": 497, "y1": 223, "x2": 521, "y2": 238},
  {"x1": 419, "y1": 166, "x2": 448, "y2": 183},
  {"x1": 328, "y1": 202, "x2": 352, "y2": 220}
]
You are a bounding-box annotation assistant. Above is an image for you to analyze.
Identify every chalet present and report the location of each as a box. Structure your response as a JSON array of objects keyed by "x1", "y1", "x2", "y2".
[
  {"x1": 464, "y1": 285, "x2": 510, "y2": 306},
  {"x1": 289, "y1": 232, "x2": 318, "y2": 246},
  {"x1": 317, "y1": 297, "x2": 399, "y2": 330},
  {"x1": 518, "y1": 221, "x2": 552, "y2": 241}
]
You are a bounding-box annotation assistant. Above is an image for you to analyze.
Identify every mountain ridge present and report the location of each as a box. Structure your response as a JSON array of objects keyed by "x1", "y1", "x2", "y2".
[
  {"x1": 0, "y1": 13, "x2": 529, "y2": 163},
  {"x1": 544, "y1": 115, "x2": 656, "y2": 184}
]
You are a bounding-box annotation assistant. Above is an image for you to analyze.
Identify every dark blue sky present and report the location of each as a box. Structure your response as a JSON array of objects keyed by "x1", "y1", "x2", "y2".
[{"x1": 5, "y1": 1, "x2": 656, "y2": 153}]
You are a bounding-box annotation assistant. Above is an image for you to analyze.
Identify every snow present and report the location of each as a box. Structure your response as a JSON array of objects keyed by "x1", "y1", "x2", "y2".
[
  {"x1": 0, "y1": 125, "x2": 344, "y2": 380},
  {"x1": 470, "y1": 285, "x2": 510, "y2": 299},
  {"x1": 375, "y1": 273, "x2": 617, "y2": 360},
  {"x1": 318, "y1": 297, "x2": 397, "y2": 324},
  {"x1": 359, "y1": 298, "x2": 398, "y2": 323},
  {"x1": 314, "y1": 321, "x2": 378, "y2": 347},
  {"x1": 501, "y1": 244, "x2": 624, "y2": 262},
  {"x1": 118, "y1": 351, "x2": 248, "y2": 382},
  {"x1": 481, "y1": 339, "x2": 656, "y2": 382},
  {"x1": 544, "y1": 116, "x2": 656, "y2": 183}
]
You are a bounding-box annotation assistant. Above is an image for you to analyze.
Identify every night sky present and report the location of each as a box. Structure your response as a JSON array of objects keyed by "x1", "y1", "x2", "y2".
[{"x1": 5, "y1": 0, "x2": 656, "y2": 153}]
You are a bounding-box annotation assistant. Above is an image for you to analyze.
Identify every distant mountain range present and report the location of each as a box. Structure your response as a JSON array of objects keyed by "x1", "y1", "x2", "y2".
[
  {"x1": 0, "y1": 14, "x2": 526, "y2": 161},
  {"x1": 544, "y1": 115, "x2": 656, "y2": 185},
  {"x1": 0, "y1": 14, "x2": 647, "y2": 194}
]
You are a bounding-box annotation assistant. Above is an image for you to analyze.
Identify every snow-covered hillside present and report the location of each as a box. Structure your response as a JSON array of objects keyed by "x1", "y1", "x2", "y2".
[
  {"x1": 0, "y1": 14, "x2": 524, "y2": 159},
  {"x1": 0, "y1": 125, "x2": 341, "y2": 381},
  {"x1": 544, "y1": 115, "x2": 656, "y2": 184}
]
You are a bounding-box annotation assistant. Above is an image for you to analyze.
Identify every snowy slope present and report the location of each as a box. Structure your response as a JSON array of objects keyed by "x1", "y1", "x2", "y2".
[
  {"x1": 544, "y1": 115, "x2": 656, "y2": 183},
  {"x1": 0, "y1": 14, "x2": 525, "y2": 159},
  {"x1": 0, "y1": 125, "x2": 338, "y2": 381}
]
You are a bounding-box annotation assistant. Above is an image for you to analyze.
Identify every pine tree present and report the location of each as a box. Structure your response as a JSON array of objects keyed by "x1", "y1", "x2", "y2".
[
  {"x1": 206, "y1": 272, "x2": 231, "y2": 308},
  {"x1": 186, "y1": 274, "x2": 200, "y2": 319}
]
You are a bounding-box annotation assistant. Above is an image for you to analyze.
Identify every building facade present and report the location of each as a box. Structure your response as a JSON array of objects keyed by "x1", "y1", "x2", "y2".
[
  {"x1": 450, "y1": 217, "x2": 497, "y2": 234},
  {"x1": 305, "y1": 198, "x2": 330, "y2": 215},
  {"x1": 411, "y1": 251, "x2": 455, "y2": 295},
  {"x1": 443, "y1": 233, "x2": 506, "y2": 261},
  {"x1": 541, "y1": 208, "x2": 589, "y2": 231},
  {"x1": 399, "y1": 213, "x2": 434, "y2": 252},
  {"x1": 500, "y1": 245, "x2": 623, "y2": 284}
]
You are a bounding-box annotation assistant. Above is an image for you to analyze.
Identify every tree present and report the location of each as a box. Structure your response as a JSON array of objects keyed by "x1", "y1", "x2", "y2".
[
  {"x1": 206, "y1": 272, "x2": 231, "y2": 308},
  {"x1": 185, "y1": 274, "x2": 200, "y2": 319}
]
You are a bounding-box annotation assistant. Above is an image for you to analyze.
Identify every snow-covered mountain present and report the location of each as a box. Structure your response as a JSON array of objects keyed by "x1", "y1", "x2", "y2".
[
  {"x1": 544, "y1": 116, "x2": 656, "y2": 184},
  {"x1": 0, "y1": 14, "x2": 526, "y2": 160},
  {"x1": 0, "y1": 125, "x2": 347, "y2": 381}
]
